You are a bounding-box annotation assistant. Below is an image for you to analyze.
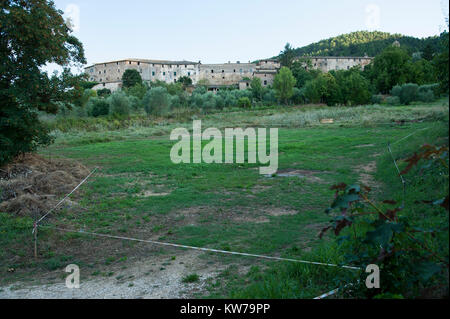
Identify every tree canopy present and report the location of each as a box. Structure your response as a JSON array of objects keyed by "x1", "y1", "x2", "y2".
[
  {"x1": 122, "y1": 69, "x2": 142, "y2": 88},
  {"x1": 276, "y1": 31, "x2": 442, "y2": 58},
  {"x1": 0, "y1": 0, "x2": 86, "y2": 166},
  {"x1": 273, "y1": 67, "x2": 296, "y2": 104}
]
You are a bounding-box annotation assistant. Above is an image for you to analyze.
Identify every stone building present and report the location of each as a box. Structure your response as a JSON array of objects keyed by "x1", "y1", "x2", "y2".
[
  {"x1": 85, "y1": 59, "x2": 199, "y2": 91},
  {"x1": 300, "y1": 56, "x2": 373, "y2": 73},
  {"x1": 85, "y1": 56, "x2": 371, "y2": 91}
]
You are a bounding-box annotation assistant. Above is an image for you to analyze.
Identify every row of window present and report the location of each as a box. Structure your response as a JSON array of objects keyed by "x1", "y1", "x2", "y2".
[{"x1": 210, "y1": 69, "x2": 251, "y2": 74}]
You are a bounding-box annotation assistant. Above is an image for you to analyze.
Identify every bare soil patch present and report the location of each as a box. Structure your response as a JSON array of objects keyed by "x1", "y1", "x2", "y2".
[{"x1": 275, "y1": 169, "x2": 326, "y2": 183}]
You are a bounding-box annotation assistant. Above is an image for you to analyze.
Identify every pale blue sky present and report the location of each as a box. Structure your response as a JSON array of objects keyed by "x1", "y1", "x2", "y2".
[{"x1": 53, "y1": 0, "x2": 448, "y2": 67}]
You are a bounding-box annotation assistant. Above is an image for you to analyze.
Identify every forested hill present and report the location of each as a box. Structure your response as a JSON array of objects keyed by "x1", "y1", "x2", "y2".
[{"x1": 291, "y1": 31, "x2": 441, "y2": 57}]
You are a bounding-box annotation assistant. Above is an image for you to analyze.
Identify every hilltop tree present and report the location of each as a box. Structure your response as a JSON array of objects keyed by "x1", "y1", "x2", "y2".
[
  {"x1": 122, "y1": 69, "x2": 142, "y2": 88},
  {"x1": 279, "y1": 43, "x2": 296, "y2": 68},
  {"x1": 0, "y1": 0, "x2": 86, "y2": 166},
  {"x1": 273, "y1": 67, "x2": 297, "y2": 104}
]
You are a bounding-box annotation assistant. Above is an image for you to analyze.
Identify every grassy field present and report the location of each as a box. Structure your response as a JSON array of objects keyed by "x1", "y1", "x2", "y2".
[{"x1": 1, "y1": 99, "x2": 448, "y2": 298}]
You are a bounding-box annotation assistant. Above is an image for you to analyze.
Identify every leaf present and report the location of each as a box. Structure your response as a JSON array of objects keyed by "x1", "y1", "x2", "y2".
[
  {"x1": 365, "y1": 222, "x2": 403, "y2": 247},
  {"x1": 333, "y1": 217, "x2": 353, "y2": 236},
  {"x1": 331, "y1": 194, "x2": 360, "y2": 210},
  {"x1": 415, "y1": 262, "x2": 442, "y2": 282},
  {"x1": 383, "y1": 200, "x2": 397, "y2": 205}
]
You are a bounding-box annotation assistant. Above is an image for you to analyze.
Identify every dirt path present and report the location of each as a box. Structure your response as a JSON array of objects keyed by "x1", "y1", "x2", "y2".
[{"x1": 0, "y1": 251, "x2": 223, "y2": 299}]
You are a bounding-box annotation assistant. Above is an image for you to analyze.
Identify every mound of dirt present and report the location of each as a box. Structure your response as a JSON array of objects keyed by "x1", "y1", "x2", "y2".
[{"x1": 0, "y1": 153, "x2": 90, "y2": 217}]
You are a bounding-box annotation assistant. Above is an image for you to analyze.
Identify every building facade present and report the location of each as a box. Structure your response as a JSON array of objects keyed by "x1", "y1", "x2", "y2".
[
  {"x1": 301, "y1": 56, "x2": 373, "y2": 73},
  {"x1": 85, "y1": 56, "x2": 371, "y2": 91}
]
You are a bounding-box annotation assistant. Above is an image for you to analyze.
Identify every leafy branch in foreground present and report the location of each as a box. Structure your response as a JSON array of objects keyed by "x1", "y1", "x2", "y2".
[{"x1": 321, "y1": 145, "x2": 449, "y2": 298}]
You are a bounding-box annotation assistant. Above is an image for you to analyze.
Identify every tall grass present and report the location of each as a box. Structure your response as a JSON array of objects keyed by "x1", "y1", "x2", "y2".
[{"x1": 44, "y1": 99, "x2": 449, "y2": 147}]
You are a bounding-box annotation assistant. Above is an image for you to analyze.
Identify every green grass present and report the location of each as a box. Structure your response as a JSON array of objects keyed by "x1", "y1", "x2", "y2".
[
  {"x1": 1, "y1": 100, "x2": 448, "y2": 298},
  {"x1": 182, "y1": 274, "x2": 200, "y2": 283}
]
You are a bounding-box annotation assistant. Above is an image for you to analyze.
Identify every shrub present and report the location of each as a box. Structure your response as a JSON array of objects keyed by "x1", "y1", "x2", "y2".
[
  {"x1": 371, "y1": 94, "x2": 384, "y2": 104},
  {"x1": 417, "y1": 90, "x2": 435, "y2": 103},
  {"x1": 128, "y1": 95, "x2": 142, "y2": 110},
  {"x1": 201, "y1": 92, "x2": 217, "y2": 110},
  {"x1": 88, "y1": 98, "x2": 110, "y2": 117},
  {"x1": 291, "y1": 87, "x2": 304, "y2": 104},
  {"x1": 418, "y1": 83, "x2": 440, "y2": 99},
  {"x1": 262, "y1": 89, "x2": 277, "y2": 105},
  {"x1": 97, "y1": 88, "x2": 112, "y2": 98},
  {"x1": 238, "y1": 97, "x2": 252, "y2": 108},
  {"x1": 142, "y1": 87, "x2": 170, "y2": 116},
  {"x1": 386, "y1": 96, "x2": 401, "y2": 105},
  {"x1": 391, "y1": 83, "x2": 419, "y2": 105},
  {"x1": 108, "y1": 91, "x2": 131, "y2": 116}
]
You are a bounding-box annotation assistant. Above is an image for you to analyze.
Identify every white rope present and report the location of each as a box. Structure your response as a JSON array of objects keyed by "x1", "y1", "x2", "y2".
[
  {"x1": 314, "y1": 282, "x2": 356, "y2": 299},
  {"x1": 40, "y1": 225, "x2": 361, "y2": 271},
  {"x1": 33, "y1": 167, "x2": 98, "y2": 232},
  {"x1": 390, "y1": 127, "x2": 430, "y2": 146},
  {"x1": 314, "y1": 287, "x2": 341, "y2": 299}
]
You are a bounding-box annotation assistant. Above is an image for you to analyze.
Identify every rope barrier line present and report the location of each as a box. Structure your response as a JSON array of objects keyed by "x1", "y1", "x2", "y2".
[
  {"x1": 314, "y1": 282, "x2": 357, "y2": 299},
  {"x1": 39, "y1": 225, "x2": 362, "y2": 271},
  {"x1": 33, "y1": 167, "x2": 98, "y2": 234},
  {"x1": 390, "y1": 127, "x2": 431, "y2": 146}
]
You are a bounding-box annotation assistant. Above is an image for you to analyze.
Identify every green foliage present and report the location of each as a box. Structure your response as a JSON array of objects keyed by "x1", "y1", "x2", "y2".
[
  {"x1": 279, "y1": 43, "x2": 295, "y2": 68},
  {"x1": 273, "y1": 67, "x2": 297, "y2": 104},
  {"x1": 432, "y1": 32, "x2": 449, "y2": 94},
  {"x1": 177, "y1": 76, "x2": 193, "y2": 89},
  {"x1": 250, "y1": 77, "x2": 263, "y2": 101},
  {"x1": 303, "y1": 73, "x2": 340, "y2": 106},
  {"x1": 391, "y1": 83, "x2": 419, "y2": 105},
  {"x1": 121, "y1": 69, "x2": 142, "y2": 88},
  {"x1": 409, "y1": 59, "x2": 436, "y2": 85},
  {"x1": 87, "y1": 98, "x2": 110, "y2": 117},
  {"x1": 289, "y1": 31, "x2": 441, "y2": 57},
  {"x1": 386, "y1": 96, "x2": 401, "y2": 106},
  {"x1": 367, "y1": 46, "x2": 412, "y2": 94},
  {"x1": 334, "y1": 70, "x2": 371, "y2": 106},
  {"x1": 80, "y1": 81, "x2": 99, "y2": 90},
  {"x1": 97, "y1": 88, "x2": 112, "y2": 98},
  {"x1": 237, "y1": 97, "x2": 252, "y2": 108},
  {"x1": 0, "y1": 0, "x2": 86, "y2": 166},
  {"x1": 291, "y1": 60, "x2": 321, "y2": 88},
  {"x1": 182, "y1": 274, "x2": 200, "y2": 283},
  {"x1": 108, "y1": 91, "x2": 131, "y2": 116},
  {"x1": 125, "y1": 83, "x2": 148, "y2": 100},
  {"x1": 201, "y1": 92, "x2": 217, "y2": 111},
  {"x1": 142, "y1": 87, "x2": 170, "y2": 116},
  {"x1": 371, "y1": 94, "x2": 384, "y2": 104},
  {"x1": 322, "y1": 144, "x2": 449, "y2": 298}
]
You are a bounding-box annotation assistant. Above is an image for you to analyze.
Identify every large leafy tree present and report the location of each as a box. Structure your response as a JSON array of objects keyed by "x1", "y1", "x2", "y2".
[
  {"x1": 433, "y1": 31, "x2": 449, "y2": 94},
  {"x1": 273, "y1": 67, "x2": 296, "y2": 104},
  {"x1": 0, "y1": 0, "x2": 86, "y2": 166},
  {"x1": 366, "y1": 46, "x2": 412, "y2": 94},
  {"x1": 122, "y1": 69, "x2": 142, "y2": 88}
]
